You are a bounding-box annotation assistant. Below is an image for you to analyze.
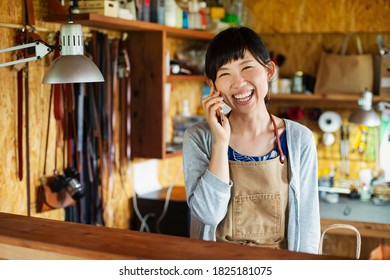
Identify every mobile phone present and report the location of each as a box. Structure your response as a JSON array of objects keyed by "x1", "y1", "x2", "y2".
[
  {"x1": 216, "y1": 107, "x2": 224, "y2": 126},
  {"x1": 207, "y1": 79, "x2": 224, "y2": 126}
]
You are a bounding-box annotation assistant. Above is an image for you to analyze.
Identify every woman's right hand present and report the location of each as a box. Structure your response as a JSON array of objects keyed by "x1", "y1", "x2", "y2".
[
  {"x1": 201, "y1": 87, "x2": 231, "y2": 145},
  {"x1": 202, "y1": 84, "x2": 231, "y2": 184}
]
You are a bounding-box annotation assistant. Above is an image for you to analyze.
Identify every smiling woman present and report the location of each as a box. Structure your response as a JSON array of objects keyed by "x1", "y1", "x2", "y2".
[{"x1": 182, "y1": 26, "x2": 320, "y2": 254}]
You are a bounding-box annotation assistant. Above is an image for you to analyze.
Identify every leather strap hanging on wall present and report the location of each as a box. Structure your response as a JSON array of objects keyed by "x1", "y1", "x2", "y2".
[
  {"x1": 77, "y1": 31, "x2": 107, "y2": 225},
  {"x1": 65, "y1": 83, "x2": 78, "y2": 169},
  {"x1": 61, "y1": 84, "x2": 68, "y2": 169},
  {"x1": 93, "y1": 31, "x2": 107, "y2": 225},
  {"x1": 124, "y1": 46, "x2": 131, "y2": 163},
  {"x1": 43, "y1": 31, "x2": 60, "y2": 176},
  {"x1": 77, "y1": 84, "x2": 85, "y2": 172},
  {"x1": 24, "y1": 0, "x2": 35, "y2": 26},
  {"x1": 103, "y1": 34, "x2": 119, "y2": 205},
  {"x1": 118, "y1": 36, "x2": 132, "y2": 166},
  {"x1": 110, "y1": 38, "x2": 119, "y2": 170},
  {"x1": 102, "y1": 35, "x2": 114, "y2": 199},
  {"x1": 15, "y1": 30, "x2": 25, "y2": 181},
  {"x1": 41, "y1": 32, "x2": 59, "y2": 179},
  {"x1": 24, "y1": 45, "x2": 31, "y2": 217},
  {"x1": 63, "y1": 83, "x2": 79, "y2": 223},
  {"x1": 18, "y1": 0, "x2": 37, "y2": 216},
  {"x1": 51, "y1": 32, "x2": 63, "y2": 172}
]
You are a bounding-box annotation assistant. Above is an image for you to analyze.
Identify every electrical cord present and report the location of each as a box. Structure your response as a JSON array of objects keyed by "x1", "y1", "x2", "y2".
[
  {"x1": 155, "y1": 184, "x2": 174, "y2": 234},
  {"x1": 120, "y1": 162, "x2": 184, "y2": 233},
  {"x1": 139, "y1": 213, "x2": 154, "y2": 232},
  {"x1": 118, "y1": 165, "x2": 152, "y2": 232},
  {"x1": 155, "y1": 164, "x2": 184, "y2": 234},
  {"x1": 132, "y1": 192, "x2": 153, "y2": 232}
]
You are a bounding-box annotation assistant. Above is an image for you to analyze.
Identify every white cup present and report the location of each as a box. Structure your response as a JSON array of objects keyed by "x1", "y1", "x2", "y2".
[{"x1": 359, "y1": 169, "x2": 373, "y2": 187}]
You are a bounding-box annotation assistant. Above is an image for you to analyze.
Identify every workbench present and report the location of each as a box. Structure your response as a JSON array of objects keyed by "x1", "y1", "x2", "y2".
[{"x1": 320, "y1": 195, "x2": 390, "y2": 259}]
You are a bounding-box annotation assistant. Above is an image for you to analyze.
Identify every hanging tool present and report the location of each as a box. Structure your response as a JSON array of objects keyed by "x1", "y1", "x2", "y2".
[
  {"x1": 345, "y1": 125, "x2": 350, "y2": 177},
  {"x1": 358, "y1": 126, "x2": 368, "y2": 154},
  {"x1": 340, "y1": 125, "x2": 346, "y2": 175},
  {"x1": 340, "y1": 125, "x2": 350, "y2": 176},
  {"x1": 351, "y1": 125, "x2": 368, "y2": 154}
]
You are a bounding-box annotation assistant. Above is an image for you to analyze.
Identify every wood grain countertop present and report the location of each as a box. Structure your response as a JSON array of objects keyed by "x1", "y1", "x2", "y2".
[{"x1": 0, "y1": 212, "x2": 347, "y2": 260}]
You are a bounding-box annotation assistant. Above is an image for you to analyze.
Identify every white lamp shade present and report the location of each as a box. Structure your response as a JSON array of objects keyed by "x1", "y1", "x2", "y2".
[
  {"x1": 348, "y1": 109, "x2": 381, "y2": 127},
  {"x1": 42, "y1": 21, "x2": 104, "y2": 84},
  {"x1": 42, "y1": 55, "x2": 104, "y2": 84}
]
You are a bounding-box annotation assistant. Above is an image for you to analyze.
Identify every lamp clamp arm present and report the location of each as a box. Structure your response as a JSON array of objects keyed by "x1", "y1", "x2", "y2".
[
  {"x1": 0, "y1": 40, "x2": 59, "y2": 68},
  {"x1": 377, "y1": 101, "x2": 390, "y2": 111}
]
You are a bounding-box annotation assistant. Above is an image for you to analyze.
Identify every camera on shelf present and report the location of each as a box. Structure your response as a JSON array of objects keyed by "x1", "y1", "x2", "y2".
[{"x1": 47, "y1": 167, "x2": 85, "y2": 199}]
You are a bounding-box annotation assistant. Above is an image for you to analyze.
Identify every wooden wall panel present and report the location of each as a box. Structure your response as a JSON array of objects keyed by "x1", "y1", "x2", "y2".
[
  {"x1": 0, "y1": 0, "x2": 64, "y2": 220},
  {"x1": 244, "y1": 0, "x2": 390, "y2": 33},
  {"x1": 0, "y1": 0, "x2": 133, "y2": 228},
  {"x1": 261, "y1": 33, "x2": 390, "y2": 78},
  {"x1": 243, "y1": 0, "x2": 390, "y2": 78},
  {"x1": 0, "y1": 0, "x2": 23, "y2": 24}
]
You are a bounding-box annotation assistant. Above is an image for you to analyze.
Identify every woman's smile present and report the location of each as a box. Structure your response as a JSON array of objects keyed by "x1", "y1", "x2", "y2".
[{"x1": 233, "y1": 90, "x2": 254, "y2": 105}]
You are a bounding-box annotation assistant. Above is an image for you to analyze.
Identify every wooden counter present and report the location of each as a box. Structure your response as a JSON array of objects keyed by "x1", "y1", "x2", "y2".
[{"x1": 0, "y1": 212, "x2": 344, "y2": 260}]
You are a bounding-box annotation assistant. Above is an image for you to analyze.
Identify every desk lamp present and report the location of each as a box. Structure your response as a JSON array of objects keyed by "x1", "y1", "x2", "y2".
[
  {"x1": 0, "y1": 18, "x2": 104, "y2": 84},
  {"x1": 349, "y1": 89, "x2": 390, "y2": 182},
  {"x1": 348, "y1": 89, "x2": 380, "y2": 127}
]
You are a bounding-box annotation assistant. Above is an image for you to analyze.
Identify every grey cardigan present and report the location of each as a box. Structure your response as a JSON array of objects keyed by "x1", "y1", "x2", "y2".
[{"x1": 182, "y1": 119, "x2": 320, "y2": 254}]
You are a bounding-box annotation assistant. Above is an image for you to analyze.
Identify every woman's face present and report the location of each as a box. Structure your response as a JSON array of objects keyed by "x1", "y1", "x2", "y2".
[{"x1": 213, "y1": 51, "x2": 273, "y2": 115}]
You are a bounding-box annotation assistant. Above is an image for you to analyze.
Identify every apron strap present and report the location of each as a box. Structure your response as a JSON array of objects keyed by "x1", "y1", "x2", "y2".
[{"x1": 270, "y1": 114, "x2": 285, "y2": 164}]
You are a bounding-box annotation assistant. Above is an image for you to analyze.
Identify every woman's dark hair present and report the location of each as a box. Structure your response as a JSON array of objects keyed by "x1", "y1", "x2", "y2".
[{"x1": 205, "y1": 26, "x2": 271, "y2": 82}]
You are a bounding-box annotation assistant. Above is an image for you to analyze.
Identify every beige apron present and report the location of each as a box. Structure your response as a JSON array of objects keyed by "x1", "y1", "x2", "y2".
[{"x1": 216, "y1": 115, "x2": 288, "y2": 249}]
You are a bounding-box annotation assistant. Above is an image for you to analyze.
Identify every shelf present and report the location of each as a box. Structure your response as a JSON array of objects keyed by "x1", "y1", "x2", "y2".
[
  {"x1": 319, "y1": 186, "x2": 351, "y2": 194},
  {"x1": 44, "y1": 14, "x2": 216, "y2": 40},
  {"x1": 167, "y1": 75, "x2": 206, "y2": 82},
  {"x1": 165, "y1": 143, "x2": 183, "y2": 158},
  {"x1": 271, "y1": 93, "x2": 390, "y2": 102},
  {"x1": 269, "y1": 93, "x2": 390, "y2": 106}
]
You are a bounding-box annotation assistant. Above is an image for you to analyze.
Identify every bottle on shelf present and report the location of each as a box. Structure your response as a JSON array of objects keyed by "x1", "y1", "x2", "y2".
[
  {"x1": 165, "y1": 0, "x2": 177, "y2": 27},
  {"x1": 188, "y1": 0, "x2": 201, "y2": 29},
  {"x1": 142, "y1": 0, "x2": 151, "y2": 21},
  {"x1": 199, "y1": 0, "x2": 210, "y2": 30},
  {"x1": 151, "y1": 0, "x2": 165, "y2": 24},
  {"x1": 270, "y1": 53, "x2": 279, "y2": 94}
]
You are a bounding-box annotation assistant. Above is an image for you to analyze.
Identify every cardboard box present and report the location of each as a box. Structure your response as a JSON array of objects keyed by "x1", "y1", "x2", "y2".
[
  {"x1": 78, "y1": 1, "x2": 107, "y2": 9},
  {"x1": 374, "y1": 54, "x2": 390, "y2": 96},
  {"x1": 76, "y1": 1, "x2": 119, "y2": 18}
]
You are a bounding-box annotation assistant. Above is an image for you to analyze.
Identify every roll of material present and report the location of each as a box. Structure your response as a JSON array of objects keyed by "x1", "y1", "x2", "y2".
[
  {"x1": 318, "y1": 111, "x2": 342, "y2": 133},
  {"x1": 322, "y1": 132, "x2": 335, "y2": 146}
]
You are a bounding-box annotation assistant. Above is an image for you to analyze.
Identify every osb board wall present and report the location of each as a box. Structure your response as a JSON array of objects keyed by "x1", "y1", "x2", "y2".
[
  {"x1": 0, "y1": 0, "x2": 133, "y2": 229},
  {"x1": 0, "y1": 1, "x2": 63, "y2": 219},
  {"x1": 260, "y1": 32, "x2": 390, "y2": 78},
  {"x1": 242, "y1": 0, "x2": 390, "y2": 78},
  {"x1": 244, "y1": 0, "x2": 390, "y2": 33}
]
